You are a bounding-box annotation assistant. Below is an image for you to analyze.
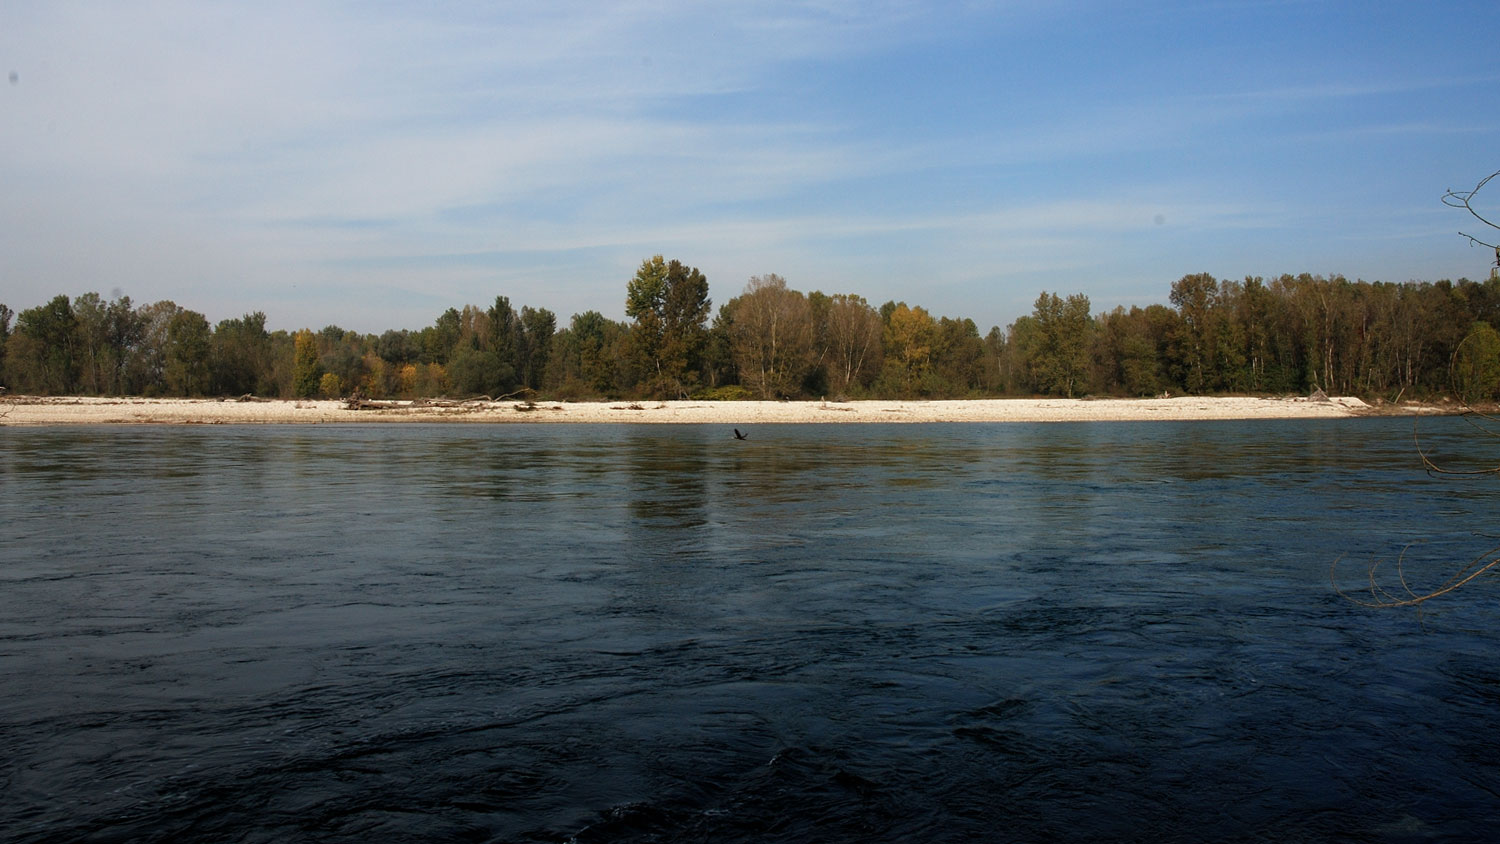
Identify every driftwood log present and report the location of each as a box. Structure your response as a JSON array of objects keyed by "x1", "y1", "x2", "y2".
[
  {"x1": 345, "y1": 398, "x2": 408, "y2": 410},
  {"x1": 347, "y1": 388, "x2": 537, "y2": 411}
]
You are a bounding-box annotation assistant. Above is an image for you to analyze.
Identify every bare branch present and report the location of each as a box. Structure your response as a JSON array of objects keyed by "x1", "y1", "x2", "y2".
[
  {"x1": 1336, "y1": 263, "x2": 1500, "y2": 610},
  {"x1": 1415, "y1": 414, "x2": 1500, "y2": 477},
  {"x1": 1333, "y1": 544, "x2": 1500, "y2": 609},
  {"x1": 1444, "y1": 169, "x2": 1500, "y2": 252}
]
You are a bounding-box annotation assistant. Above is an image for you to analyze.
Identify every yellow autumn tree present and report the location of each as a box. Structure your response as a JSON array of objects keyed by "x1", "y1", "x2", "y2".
[
  {"x1": 318, "y1": 371, "x2": 343, "y2": 397},
  {"x1": 292, "y1": 329, "x2": 323, "y2": 398},
  {"x1": 397, "y1": 363, "x2": 419, "y2": 396},
  {"x1": 880, "y1": 303, "x2": 936, "y2": 396},
  {"x1": 360, "y1": 352, "x2": 386, "y2": 398}
]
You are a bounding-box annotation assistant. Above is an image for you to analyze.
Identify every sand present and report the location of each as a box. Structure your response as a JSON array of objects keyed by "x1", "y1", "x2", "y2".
[{"x1": 0, "y1": 393, "x2": 1424, "y2": 426}]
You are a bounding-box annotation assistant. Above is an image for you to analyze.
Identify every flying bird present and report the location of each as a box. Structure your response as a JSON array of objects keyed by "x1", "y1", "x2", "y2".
[{"x1": 733, "y1": 429, "x2": 748, "y2": 440}]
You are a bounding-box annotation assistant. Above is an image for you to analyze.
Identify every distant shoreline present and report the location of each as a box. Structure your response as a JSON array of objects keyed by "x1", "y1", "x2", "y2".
[{"x1": 0, "y1": 394, "x2": 1443, "y2": 426}]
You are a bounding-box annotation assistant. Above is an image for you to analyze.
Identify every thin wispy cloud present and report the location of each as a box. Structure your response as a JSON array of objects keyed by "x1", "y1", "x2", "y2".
[{"x1": 2, "y1": 0, "x2": 1496, "y2": 333}]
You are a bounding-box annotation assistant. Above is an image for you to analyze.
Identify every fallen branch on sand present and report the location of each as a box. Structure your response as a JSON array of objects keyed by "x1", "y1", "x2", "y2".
[{"x1": 346, "y1": 398, "x2": 407, "y2": 410}]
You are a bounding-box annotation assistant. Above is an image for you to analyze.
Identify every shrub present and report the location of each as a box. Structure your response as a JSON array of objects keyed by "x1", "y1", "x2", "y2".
[{"x1": 693, "y1": 384, "x2": 757, "y2": 401}]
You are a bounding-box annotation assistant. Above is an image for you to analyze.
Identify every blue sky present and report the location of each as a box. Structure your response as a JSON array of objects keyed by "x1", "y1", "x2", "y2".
[{"x1": 3, "y1": 1, "x2": 1497, "y2": 334}]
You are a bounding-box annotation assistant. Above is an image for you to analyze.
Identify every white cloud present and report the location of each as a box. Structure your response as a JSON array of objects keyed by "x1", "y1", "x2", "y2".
[{"x1": 1, "y1": 1, "x2": 1494, "y2": 332}]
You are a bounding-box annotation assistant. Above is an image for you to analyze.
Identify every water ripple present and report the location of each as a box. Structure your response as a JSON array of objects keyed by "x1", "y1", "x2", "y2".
[{"x1": 2, "y1": 419, "x2": 1498, "y2": 842}]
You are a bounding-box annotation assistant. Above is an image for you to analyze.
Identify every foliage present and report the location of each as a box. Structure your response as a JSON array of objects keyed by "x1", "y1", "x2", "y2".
[
  {"x1": 550, "y1": 310, "x2": 626, "y2": 398},
  {"x1": 74, "y1": 292, "x2": 142, "y2": 395},
  {"x1": 1451, "y1": 321, "x2": 1500, "y2": 402},
  {"x1": 292, "y1": 329, "x2": 323, "y2": 398},
  {"x1": 693, "y1": 384, "x2": 757, "y2": 401},
  {"x1": 626, "y1": 255, "x2": 711, "y2": 397},
  {"x1": 701, "y1": 307, "x2": 737, "y2": 390},
  {"x1": 1024, "y1": 291, "x2": 1092, "y2": 397},
  {"x1": 518, "y1": 306, "x2": 556, "y2": 391},
  {"x1": 1093, "y1": 306, "x2": 1164, "y2": 396},
  {"x1": 931, "y1": 316, "x2": 985, "y2": 395},
  {"x1": 12, "y1": 295, "x2": 79, "y2": 394},
  {"x1": 818, "y1": 293, "x2": 882, "y2": 397},
  {"x1": 724, "y1": 274, "x2": 814, "y2": 399},
  {"x1": 877, "y1": 302, "x2": 936, "y2": 396},
  {"x1": 447, "y1": 346, "x2": 510, "y2": 397},
  {"x1": 318, "y1": 371, "x2": 343, "y2": 398},
  {"x1": 164, "y1": 309, "x2": 212, "y2": 396},
  {"x1": 211, "y1": 312, "x2": 270, "y2": 396},
  {"x1": 6, "y1": 271, "x2": 1500, "y2": 403}
]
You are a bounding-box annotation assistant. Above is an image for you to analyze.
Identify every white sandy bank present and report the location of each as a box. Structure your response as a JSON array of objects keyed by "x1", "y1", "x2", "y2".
[{"x1": 0, "y1": 394, "x2": 1407, "y2": 426}]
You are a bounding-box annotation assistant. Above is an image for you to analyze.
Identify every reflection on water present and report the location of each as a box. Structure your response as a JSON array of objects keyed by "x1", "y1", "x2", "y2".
[{"x1": 1, "y1": 418, "x2": 1499, "y2": 843}]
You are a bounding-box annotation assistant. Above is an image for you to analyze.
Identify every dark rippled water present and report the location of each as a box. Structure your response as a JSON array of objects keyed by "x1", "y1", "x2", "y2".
[{"x1": 3, "y1": 418, "x2": 1499, "y2": 843}]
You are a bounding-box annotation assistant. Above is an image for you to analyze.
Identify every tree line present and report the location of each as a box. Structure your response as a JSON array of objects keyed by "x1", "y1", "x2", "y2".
[{"x1": 3, "y1": 257, "x2": 1499, "y2": 402}]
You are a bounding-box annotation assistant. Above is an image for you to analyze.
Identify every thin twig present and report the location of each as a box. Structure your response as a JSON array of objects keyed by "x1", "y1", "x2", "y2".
[
  {"x1": 1333, "y1": 545, "x2": 1500, "y2": 608},
  {"x1": 1332, "y1": 172, "x2": 1500, "y2": 612},
  {"x1": 1443, "y1": 169, "x2": 1500, "y2": 247}
]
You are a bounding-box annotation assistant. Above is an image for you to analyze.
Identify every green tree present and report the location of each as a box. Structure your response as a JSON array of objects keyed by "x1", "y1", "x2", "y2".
[
  {"x1": 486, "y1": 296, "x2": 520, "y2": 387},
  {"x1": 375, "y1": 329, "x2": 418, "y2": 367},
  {"x1": 702, "y1": 306, "x2": 738, "y2": 390},
  {"x1": 73, "y1": 292, "x2": 111, "y2": 394},
  {"x1": 106, "y1": 296, "x2": 143, "y2": 394},
  {"x1": 316, "y1": 325, "x2": 371, "y2": 398},
  {"x1": 518, "y1": 305, "x2": 556, "y2": 391},
  {"x1": 211, "y1": 312, "x2": 271, "y2": 396},
  {"x1": 554, "y1": 310, "x2": 623, "y2": 396},
  {"x1": 67, "y1": 292, "x2": 144, "y2": 395},
  {"x1": 980, "y1": 325, "x2": 1007, "y2": 393},
  {"x1": 930, "y1": 316, "x2": 985, "y2": 396},
  {"x1": 625, "y1": 255, "x2": 711, "y2": 397},
  {"x1": 164, "y1": 309, "x2": 212, "y2": 395},
  {"x1": 1003, "y1": 315, "x2": 1038, "y2": 393},
  {"x1": 1167, "y1": 273, "x2": 1218, "y2": 393},
  {"x1": 12, "y1": 295, "x2": 80, "y2": 394},
  {"x1": 1451, "y1": 321, "x2": 1500, "y2": 402},
  {"x1": 1026, "y1": 291, "x2": 1092, "y2": 397},
  {"x1": 1237, "y1": 276, "x2": 1295, "y2": 393},
  {"x1": 447, "y1": 346, "x2": 508, "y2": 396},
  {"x1": 421, "y1": 308, "x2": 462, "y2": 365},
  {"x1": 1119, "y1": 309, "x2": 1166, "y2": 396}
]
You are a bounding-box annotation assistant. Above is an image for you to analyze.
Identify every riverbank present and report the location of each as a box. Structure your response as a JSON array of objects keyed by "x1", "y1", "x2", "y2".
[{"x1": 0, "y1": 393, "x2": 1434, "y2": 425}]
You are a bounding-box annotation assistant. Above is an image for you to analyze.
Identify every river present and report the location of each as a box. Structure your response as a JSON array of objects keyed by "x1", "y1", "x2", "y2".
[{"x1": 2, "y1": 418, "x2": 1498, "y2": 842}]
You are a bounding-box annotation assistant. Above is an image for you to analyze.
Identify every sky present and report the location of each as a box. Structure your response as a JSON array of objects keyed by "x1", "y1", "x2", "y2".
[{"x1": 3, "y1": 1, "x2": 1498, "y2": 335}]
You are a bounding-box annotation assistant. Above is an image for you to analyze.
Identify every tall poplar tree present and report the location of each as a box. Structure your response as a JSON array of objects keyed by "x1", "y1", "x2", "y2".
[
  {"x1": 292, "y1": 329, "x2": 323, "y2": 398},
  {"x1": 1027, "y1": 291, "x2": 1092, "y2": 397}
]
